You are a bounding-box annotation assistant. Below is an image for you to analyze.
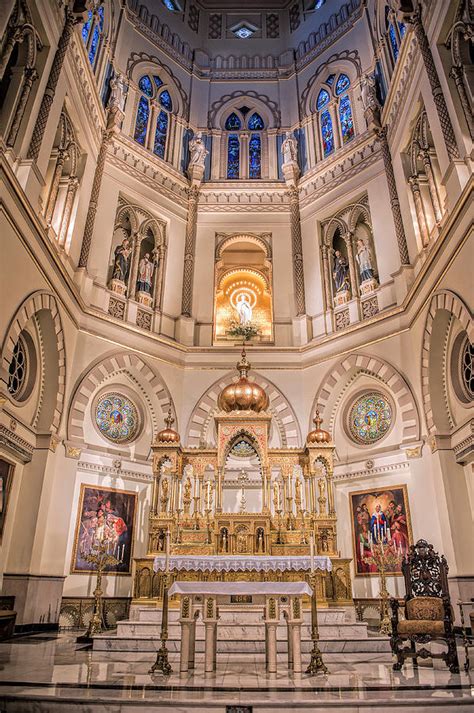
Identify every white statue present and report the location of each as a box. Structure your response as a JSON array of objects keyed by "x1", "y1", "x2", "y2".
[
  {"x1": 355, "y1": 239, "x2": 375, "y2": 282},
  {"x1": 281, "y1": 131, "x2": 298, "y2": 165},
  {"x1": 360, "y1": 73, "x2": 379, "y2": 112},
  {"x1": 136, "y1": 253, "x2": 155, "y2": 294},
  {"x1": 188, "y1": 131, "x2": 208, "y2": 168},
  {"x1": 108, "y1": 72, "x2": 127, "y2": 113},
  {"x1": 236, "y1": 293, "x2": 252, "y2": 325}
]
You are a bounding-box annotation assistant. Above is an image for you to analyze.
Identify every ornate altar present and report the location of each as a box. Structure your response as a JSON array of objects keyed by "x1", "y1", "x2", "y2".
[{"x1": 133, "y1": 349, "x2": 352, "y2": 607}]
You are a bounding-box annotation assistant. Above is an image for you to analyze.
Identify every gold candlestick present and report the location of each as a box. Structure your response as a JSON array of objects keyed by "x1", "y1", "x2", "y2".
[
  {"x1": 81, "y1": 539, "x2": 122, "y2": 638},
  {"x1": 149, "y1": 571, "x2": 172, "y2": 676},
  {"x1": 305, "y1": 571, "x2": 328, "y2": 675},
  {"x1": 364, "y1": 542, "x2": 403, "y2": 635}
]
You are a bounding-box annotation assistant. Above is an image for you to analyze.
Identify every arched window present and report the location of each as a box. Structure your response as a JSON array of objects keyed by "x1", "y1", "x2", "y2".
[
  {"x1": 224, "y1": 110, "x2": 265, "y2": 179},
  {"x1": 133, "y1": 73, "x2": 174, "y2": 161},
  {"x1": 384, "y1": 6, "x2": 406, "y2": 65},
  {"x1": 81, "y1": 6, "x2": 104, "y2": 70},
  {"x1": 315, "y1": 72, "x2": 355, "y2": 160}
]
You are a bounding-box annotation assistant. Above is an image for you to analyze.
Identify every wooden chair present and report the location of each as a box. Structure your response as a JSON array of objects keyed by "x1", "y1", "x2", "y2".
[{"x1": 390, "y1": 539, "x2": 459, "y2": 673}]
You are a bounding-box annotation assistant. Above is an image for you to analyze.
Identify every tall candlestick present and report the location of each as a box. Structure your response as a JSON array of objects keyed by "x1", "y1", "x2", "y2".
[
  {"x1": 310, "y1": 533, "x2": 315, "y2": 573},
  {"x1": 165, "y1": 528, "x2": 170, "y2": 573}
]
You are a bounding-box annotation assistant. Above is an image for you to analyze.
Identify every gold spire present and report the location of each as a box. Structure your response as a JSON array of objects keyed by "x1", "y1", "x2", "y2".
[
  {"x1": 307, "y1": 409, "x2": 331, "y2": 444},
  {"x1": 156, "y1": 408, "x2": 180, "y2": 443},
  {"x1": 218, "y1": 348, "x2": 269, "y2": 413}
]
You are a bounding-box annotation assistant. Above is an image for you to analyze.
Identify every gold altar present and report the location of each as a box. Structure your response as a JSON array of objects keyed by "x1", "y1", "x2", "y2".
[{"x1": 133, "y1": 349, "x2": 352, "y2": 607}]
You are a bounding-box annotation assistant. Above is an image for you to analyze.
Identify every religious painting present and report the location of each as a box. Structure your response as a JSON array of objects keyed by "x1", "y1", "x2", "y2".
[
  {"x1": 0, "y1": 459, "x2": 14, "y2": 541},
  {"x1": 71, "y1": 484, "x2": 137, "y2": 575},
  {"x1": 349, "y1": 484, "x2": 413, "y2": 576}
]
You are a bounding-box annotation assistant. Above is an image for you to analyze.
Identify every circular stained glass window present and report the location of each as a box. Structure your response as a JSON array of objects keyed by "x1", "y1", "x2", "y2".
[
  {"x1": 461, "y1": 339, "x2": 474, "y2": 400},
  {"x1": 96, "y1": 393, "x2": 139, "y2": 444},
  {"x1": 8, "y1": 336, "x2": 28, "y2": 398},
  {"x1": 348, "y1": 391, "x2": 393, "y2": 445}
]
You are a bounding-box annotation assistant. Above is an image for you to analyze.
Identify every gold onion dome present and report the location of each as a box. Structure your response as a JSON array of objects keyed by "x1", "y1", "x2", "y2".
[
  {"x1": 307, "y1": 410, "x2": 331, "y2": 444},
  {"x1": 156, "y1": 409, "x2": 180, "y2": 443},
  {"x1": 218, "y1": 348, "x2": 269, "y2": 413}
]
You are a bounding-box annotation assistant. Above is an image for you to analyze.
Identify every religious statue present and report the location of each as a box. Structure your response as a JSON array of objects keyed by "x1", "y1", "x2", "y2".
[
  {"x1": 281, "y1": 131, "x2": 298, "y2": 165},
  {"x1": 220, "y1": 527, "x2": 229, "y2": 553},
  {"x1": 256, "y1": 527, "x2": 265, "y2": 553},
  {"x1": 294, "y1": 478, "x2": 303, "y2": 510},
  {"x1": 355, "y1": 239, "x2": 375, "y2": 283},
  {"x1": 360, "y1": 73, "x2": 379, "y2": 112},
  {"x1": 136, "y1": 253, "x2": 155, "y2": 294},
  {"x1": 112, "y1": 239, "x2": 131, "y2": 284},
  {"x1": 157, "y1": 528, "x2": 165, "y2": 552},
  {"x1": 333, "y1": 250, "x2": 350, "y2": 293},
  {"x1": 318, "y1": 477, "x2": 327, "y2": 515},
  {"x1": 273, "y1": 480, "x2": 281, "y2": 511},
  {"x1": 188, "y1": 131, "x2": 208, "y2": 168},
  {"x1": 160, "y1": 479, "x2": 169, "y2": 512},
  {"x1": 236, "y1": 293, "x2": 252, "y2": 325},
  {"x1": 236, "y1": 530, "x2": 247, "y2": 554},
  {"x1": 184, "y1": 476, "x2": 192, "y2": 501},
  {"x1": 108, "y1": 72, "x2": 127, "y2": 113}
]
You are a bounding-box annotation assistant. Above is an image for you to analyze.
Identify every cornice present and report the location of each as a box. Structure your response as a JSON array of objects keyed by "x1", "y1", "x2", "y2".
[
  {"x1": 333, "y1": 459, "x2": 410, "y2": 482},
  {"x1": 77, "y1": 459, "x2": 153, "y2": 483}
]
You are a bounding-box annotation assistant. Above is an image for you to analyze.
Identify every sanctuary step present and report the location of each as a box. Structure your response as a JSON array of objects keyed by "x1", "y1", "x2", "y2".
[{"x1": 92, "y1": 605, "x2": 390, "y2": 654}]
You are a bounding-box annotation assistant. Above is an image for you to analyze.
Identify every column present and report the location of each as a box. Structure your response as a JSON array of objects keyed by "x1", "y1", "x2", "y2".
[
  {"x1": 290, "y1": 623, "x2": 302, "y2": 673},
  {"x1": 180, "y1": 186, "x2": 199, "y2": 317},
  {"x1": 377, "y1": 128, "x2": 410, "y2": 265},
  {"x1": 203, "y1": 595, "x2": 218, "y2": 673},
  {"x1": 44, "y1": 151, "x2": 66, "y2": 226},
  {"x1": 152, "y1": 244, "x2": 165, "y2": 310},
  {"x1": 6, "y1": 66, "x2": 38, "y2": 147},
  {"x1": 266, "y1": 623, "x2": 278, "y2": 673},
  {"x1": 321, "y1": 245, "x2": 332, "y2": 312},
  {"x1": 288, "y1": 187, "x2": 306, "y2": 316},
  {"x1": 240, "y1": 133, "x2": 249, "y2": 180},
  {"x1": 78, "y1": 128, "x2": 114, "y2": 268},
  {"x1": 410, "y1": 11, "x2": 459, "y2": 161},
  {"x1": 409, "y1": 175, "x2": 429, "y2": 246},
  {"x1": 58, "y1": 176, "x2": 79, "y2": 247},
  {"x1": 327, "y1": 470, "x2": 335, "y2": 517},
  {"x1": 343, "y1": 232, "x2": 358, "y2": 299},
  {"x1": 27, "y1": 9, "x2": 78, "y2": 161},
  {"x1": 449, "y1": 65, "x2": 474, "y2": 140},
  {"x1": 128, "y1": 233, "x2": 141, "y2": 300},
  {"x1": 216, "y1": 467, "x2": 223, "y2": 512},
  {"x1": 180, "y1": 621, "x2": 192, "y2": 672}
]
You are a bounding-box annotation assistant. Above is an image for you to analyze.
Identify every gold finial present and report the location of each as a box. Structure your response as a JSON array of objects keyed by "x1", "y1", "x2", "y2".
[
  {"x1": 237, "y1": 347, "x2": 251, "y2": 377},
  {"x1": 313, "y1": 410, "x2": 323, "y2": 429}
]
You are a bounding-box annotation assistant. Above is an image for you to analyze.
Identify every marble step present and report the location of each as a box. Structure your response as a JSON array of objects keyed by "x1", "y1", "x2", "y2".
[
  {"x1": 93, "y1": 634, "x2": 390, "y2": 654},
  {"x1": 115, "y1": 619, "x2": 369, "y2": 640}
]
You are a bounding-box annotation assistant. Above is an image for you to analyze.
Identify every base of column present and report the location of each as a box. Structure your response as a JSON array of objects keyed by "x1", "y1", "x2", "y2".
[
  {"x1": 442, "y1": 159, "x2": 471, "y2": 210},
  {"x1": 176, "y1": 315, "x2": 195, "y2": 346},
  {"x1": 292, "y1": 314, "x2": 312, "y2": 346},
  {"x1": 392, "y1": 263, "x2": 415, "y2": 304},
  {"x1": 15, "y1": 158, "x2": 45, "y2": 207},
  {"x1": 1, "y1": 573, "x2": 65, "y2": 629},
  {"x1": 74, "y1": 267, "x2": 95, "y2": 302}
]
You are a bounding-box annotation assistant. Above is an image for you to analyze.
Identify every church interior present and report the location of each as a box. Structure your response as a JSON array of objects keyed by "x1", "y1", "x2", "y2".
[{"x1": 0, "y1": 0, "x2": 473, "y2": 710}]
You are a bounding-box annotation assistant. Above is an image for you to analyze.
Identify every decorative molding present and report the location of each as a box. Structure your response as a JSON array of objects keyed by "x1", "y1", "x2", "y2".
[
  {"x1": 0, "y1": 424, "x2": 34, "y2": 463},
  {"x1": 208, "y1": 91, "x2": 280, "y2": 130},
  {"x1": 199, "y1": 185, "x2": 288, "y2": 211},
  {"x1": 77, "y1": 459, "x2": 153, "y2": 483},
  {"x1": 333, "y1": 459, "x2": 410, "y2": 482}
]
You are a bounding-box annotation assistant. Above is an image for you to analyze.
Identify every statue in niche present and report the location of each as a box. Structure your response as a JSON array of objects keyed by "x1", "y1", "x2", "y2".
[
  {"x1": 160, "y1": 479, "x2": 169, "y2": 512},
  {"x1": 355, "y1": 239, "x2": 375, "y2": 283},
  {"x1": 236, "y1": 293, "x2": 252, "y2": 325},
  {"x1": 273, "y1": 481, "x2": 281, "y2": 511},
  {"x1": 108, "y1": 72, "x2": 127, "y2": 113},
  {"x1": 112, "y1": 238, "x2": 131, "y2": 284},
  {"x1": 136, "y1": 253, "x2": 155, "y2": 294},
  {"x1": 332, "y1": 250, "x2": 350, "y2": 293},
  {"x1": 360, "y1": 73, "x2": 379, "y2": 113},
  {"x1": 188, "y1": 131, "x2": 208, "y2": 168},
  {"x1": 236, "y1": 529, "x2": 247, "y2": 554},
  {"x1": 256, "y1": 527, "x2": 265, "y2": 553},
  {"x1": 281, "y1": 131, "x2": 298, "y2": 165},
  {"x1": 157, "y1": 528, "x2": 165, "y2": 552},
  {"x1": 220, "y1": 527, "x2": 229, "y2": 553},
  {"x1": 294, "y1": 478, "x2": 303, "y2": 511}
]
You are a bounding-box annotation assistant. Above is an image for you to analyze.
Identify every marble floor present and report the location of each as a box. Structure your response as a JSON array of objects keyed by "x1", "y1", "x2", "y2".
[{"x1": 0, "y1": 632, "x2": 472, "y2": 712}]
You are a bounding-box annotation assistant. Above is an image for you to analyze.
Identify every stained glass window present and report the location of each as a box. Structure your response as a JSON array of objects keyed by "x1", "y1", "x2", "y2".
[
  {"x1": 461, "y1": 340, "x2": 474, "y2": 399},
  {"x1": 227, "y1": 134, "x2": 240, "y2": 178},
  {"x1": 138, "y1": 75, "x2": 153, "y2": 97},
  {"x1": 317, "y1": 88, "x2": 330, "y2": 110},
  {"x1": 88, "y1": 24, "x2": 100, "y2": 66},
  {"x1": 248, "y1": 112, "x2": 264, "y2": 130},
  {"x1": 320, "y1": 109, "x2": 334, "y2": 157},
  {"x1": 153, "y1": 75, "x2": 164, "y2": 89},
  {"x1": 96, "y1": 393, "x2": 139, "y2": 443},
  {"x1": 98, "y1": 5, "x2": 104, "y2": 30},
  {"x1": 398, "y1": 21, "x2": 406, "y2": 39},
  {"x1": 159, "y1": 90, "x2": 173, "y2": 111},
  {"x1": 335, "y1": 73, "x2": 350, "y2": 95},
  {"x1": 249, "y1": 133, "x2": 261, "y2": 179},
  {"x1": 348, "y1": 392, "x2": 393, "y2": 445},
  {"x1": 225, "y1": 112, "x2": 241, "y2": 130},
  {"x1": 325, "y1": 74, "x2": 335, "y2": 86},
  {"x1": 82, "y1": 11, "x2": 92, "y2": 42},
  {"x1": 134, "y1": 96, "x2": 149, "y2": 145},
  {"x1": 154, "y1": 110, "x2": 168, "y2": 158},
  {"x1": 339, "y1": 94, "x2": 354, "y2": 144},
  {"x1": 389, "y1": 24, "x2": 399, "y2": 60}
]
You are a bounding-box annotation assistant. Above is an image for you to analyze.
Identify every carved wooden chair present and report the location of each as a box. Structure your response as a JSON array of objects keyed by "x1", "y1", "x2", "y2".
[{"x1": 390, "y1": 539, "x2": 459, "y2": 673}]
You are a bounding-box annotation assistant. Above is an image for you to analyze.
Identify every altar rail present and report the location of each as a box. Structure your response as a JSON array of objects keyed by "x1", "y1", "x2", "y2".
[
  {"x1": 132, "y1": 557, "x2": 353, "y2": 607},
  {"x1": 59, "y1": 597, "x2": 131, "y2": 630}
]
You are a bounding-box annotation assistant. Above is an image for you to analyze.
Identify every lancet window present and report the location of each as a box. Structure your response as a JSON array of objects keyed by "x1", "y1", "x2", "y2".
[
  {"x1": 224, "y1": 109, "x2": 265, "y2": 179},
  {"x1": 133, "y1": 73, "x2": 175, "y2": 161},
  {"x1": 81, "y1": 5, "x2": 105, "y2": 70},
  {"x1": 315, "y1": 73, "x2": 355, "y2": 160}
]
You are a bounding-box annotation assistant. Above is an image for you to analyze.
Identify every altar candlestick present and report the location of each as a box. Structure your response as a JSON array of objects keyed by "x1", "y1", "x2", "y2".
[
  {"x1": 310, "y1": 533, "x2": 315, "y2": 572},
  {"x1": 178, "y1": 481, "x2": 182, "y2": 510}
]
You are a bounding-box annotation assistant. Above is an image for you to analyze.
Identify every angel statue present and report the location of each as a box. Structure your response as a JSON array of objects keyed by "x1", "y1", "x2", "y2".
[
  {"x1": 281, "y1": 131, "x2": 298, "y2": 165},
  {"x1": 188, "y1": 131, "x2": 208, "y2": 168}
]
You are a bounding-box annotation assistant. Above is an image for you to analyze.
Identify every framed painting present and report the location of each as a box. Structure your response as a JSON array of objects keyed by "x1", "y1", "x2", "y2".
[
  {"x1": 0, "y1": 459, "x2": 14, "y2": 541},
  {"x1": 349, "y1": 484, "x2": 413, "y2": 576},
  {"x1": 71, "y1": 484, "x2": 137, "y2": 575}
]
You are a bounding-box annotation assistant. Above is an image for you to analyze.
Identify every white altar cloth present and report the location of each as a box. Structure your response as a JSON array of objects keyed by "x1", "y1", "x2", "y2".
[
  {"x1": 169, "y1": 581, "x2": 313, "y2": 597},
  {"x1": 153, "y1": 554, "x2": 332, "y2": 573}
]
